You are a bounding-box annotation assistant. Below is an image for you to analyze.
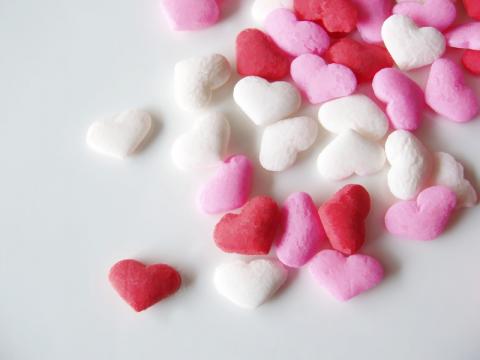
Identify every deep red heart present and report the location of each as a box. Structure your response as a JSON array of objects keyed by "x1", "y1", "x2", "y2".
[
  {"x1": 463, "y1": 0, "x2": 480, "y2": 20},
  {"x1": 324, "y1": 38, "x2": 394, "y2": 82},
  {"x1": 294, "y1": 0, "x2": 357, "y2": 35},
  {"x1": 109, "y1": 259, "x2": 181, "y2": 312},
  {"x1": 318, "y1": 184, "x2": 371, "y2": 255},
  {"x1": 214, "y1": 196, "x2": 279, "y2": 255},
  {"x1": 462, "y1": 49, "x2": 480, "y2": 75},
  {"x1": 236, "y1": 28, "x2": 291, "y2": 81}
]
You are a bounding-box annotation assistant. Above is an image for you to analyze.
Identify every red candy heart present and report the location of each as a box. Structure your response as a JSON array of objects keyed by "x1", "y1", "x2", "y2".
[
  {"x1": 109, "y1": 259, "x2": 181, "y2": 312},
  {"x1": 324, "y1": 38, "x2": 394, "y2": 82},
  {"x1": 236, "y1": 28, "x2": 291, "y2": 81},
  {"x1": 463, "y1": 0, "x2": 480, "y2": 20},
  {"x1": 214, "y1": 196, "x2": 279, "y2": 255},
  {"x1": 462, "y1": 49, "x2": 480, "y2": 75},
  {"x1": 318, "y1": 184, "x2": 371, "y2": 255},
  {"x1": 294, "y1": 0, "x2": 357, "y2": 35}
]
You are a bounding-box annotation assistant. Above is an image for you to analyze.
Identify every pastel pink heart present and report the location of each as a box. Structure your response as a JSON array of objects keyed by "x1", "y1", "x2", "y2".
[
  {"x1": 425, "y1": 58, "x2": 479, "y2": 123},
  {"x1": 349, "y1": 0, "x2": 393, "y2": 43},
  {"x1": 309, "y1": 250, "x2": 384, "y2": 301},
  {"x1": 372, "y1": 68, "x2": 424, "y2": 131},
  {"x1": 291, "y1": 54, "x2": 357, "y2": 104},
  {"x1": 385, "y1": 186, "x2": 457, "y2": 241},
  {"x1": 393, "y1": 0, "x2": 456, "y2": 31},
  {"x1": 197, "y1": 155, "x2": 253, "y2": 214},
  {"x1": 446, "y1": 22, "x2": 480, "y2": 50},
  {"x1": 161, "y1": 0, "x2": 220, "y2": 31},
  {"x1": 265, "y1": 8, "x2": 330, "y2": 57}
]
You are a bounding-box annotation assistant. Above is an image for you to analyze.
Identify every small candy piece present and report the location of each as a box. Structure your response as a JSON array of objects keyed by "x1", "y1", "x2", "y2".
[
  {"x1": 425, "y1": 58, "x2": 479, "y2": 123},
  {"x1": 462, "y1": 49, "x2": 480, "y2": 75},
  {"x1": 109, "y1": 259, "x2": 181, "y2": 312},
  {"x1": 446, "y1": 22, "x2": 480, "y2": 50},
  {"x1": 349, "y1": 0, "x2": 393, "y2": 43},
  {"x1": 214, "y1": 258, "x2": 288, "y2": 309},
  {"x1": 291, "y1": 54, "x2": 357, "y2": 104},
  {"x1": 385, "y1": 130, "x2": 431, "y2": 200},
  {"x1": 86, "y1": 109, "x2": 152, "y2": 159},
  {"x1": 252, "y1": 0, "x2": 294, "y2": 23},
  {"x1": 174, "y1": 54, "x2": 231, "y2": 112},
  {"x1": 372, "y1": 68, "x2": 424, "y2": 131},
  {"x1": 324, "y1": 38, "x2": 394, "y2": 82},
  {"x1": 161, "y1": 0, "x2": 220, "y2": 31},
  {"x1": 309, "y1": 250, "x2": 384, "y2": 301},
  {"x1": 393, "y1": 0, "x2": 456, "y2": 31},
  {"x1": 318, "y1": 184, "x2": 371, "y2": 254},
  {"x1": 171, "y1": 112, "x2": 230, "y2": 171},
  {"x1": 381, "y1": 14, "x2": 446, "y2": 71},
  {"x1": 463, "y1": 0, "x2": 480, "y2": 20},
  {"x1": 385, "y1": 186, "x2": 457, "y2": 240},
  {"x1": 264, "y1": 8, "x2": 330, "y2": 57},
  {"x1": 197, "y1": 155, "x2": 253, "y2": 214},
  {"x1": 233, "y1": 76, "x2": 301, "y2": 126},
  {"x1": 276, "y1": 192, "x2": 327, "y2": 268},
  {"x1": 214, "y1": 196, "x2": 279, "y2": 255},
  {"x1": 260, "y1": 116, "x2": 318, "y2": 171}
]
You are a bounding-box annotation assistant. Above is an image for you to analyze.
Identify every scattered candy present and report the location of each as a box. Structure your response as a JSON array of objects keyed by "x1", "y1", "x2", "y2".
[
  {"x1": 463, "y1": 0, "x2": 480, "y2": 20},
  {"x1": 349, "y1": 0, "x2": 393, "y2": 43},
  {"x1": 161, "y1": 0, "x2": 220, "y2": 31},
  {"x1": 446, "y1": 22, "x2": 480, "y2": 50},
  {"x1": 393, "y1": 0, "x2": 456, "y2": 31},
  {"x1": 252, "y1": 0, "x2": 294, "y2": 23},
  {"x1": 462, "y1": 49, "x2": 480, "y2": 75}
]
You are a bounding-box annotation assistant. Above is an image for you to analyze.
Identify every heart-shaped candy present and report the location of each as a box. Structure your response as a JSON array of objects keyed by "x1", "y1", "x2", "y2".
[
  {"x1": 446, "y1": 22, "x2": 480, "y2": 50},
  {"x1": 462, "y1": 49, "x2": 480, "y2": 75},
  {"x1": 109, "y1": 259, "x2": 181, "y2": 312},
  {"x1": 161, "y1": 0, "x2": 220, "y2": 31},
  {"x1": 349, "y1": 0, "x2": 393, "y2": 43},
  {"x1": 463, "y1": 0, "x2": 480, "y2": 20},
  {"x1": 252, "y1": 0, "x2": 294, "y2": 22},
  {"x1": 393, "y1": 0, "x2": 456, "y2": 31}
]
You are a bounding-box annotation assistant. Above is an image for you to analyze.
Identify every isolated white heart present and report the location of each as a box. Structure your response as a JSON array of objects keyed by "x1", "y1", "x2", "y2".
[
  {"x1": 259, "y1": 116, "x2": 318, "y2": 171},
  {"x1": 214, "y1": 258, "x2": 288, "y2": 309},
  {"x1": 317, "y1": 130, "x2": 386, "y2": 180},
  {"x1": 385, "y1": 130, "x2": 431, "y2": 200},
  {"x1": 381, "y1": 14, "x2": 445, "y2": 71},
  {"x1": 174, "y1": 54, "x2": 231, "y2": 112},
  {"x1": 251, "y1": 0, "x2": 294, "y2": 22},
  {"x1": 86, "y1": 109, "x2": 152, "y2": 159},
  {"x1": 171, "y1": 112, "x2": 230, "y2": 170},
  {"x1": 318, "y1": 94, "x2": 388, "y2": 141},
  {"x1": 233, "y1": 76, "x2": 301, "y2": 126}
]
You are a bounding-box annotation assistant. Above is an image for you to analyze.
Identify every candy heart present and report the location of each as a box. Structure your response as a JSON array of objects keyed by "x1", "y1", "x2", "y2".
[
  {"x1": 349, "y1": 0, "x2": 393, "y2": 43},
  {"x1": 385, "y1": 130, "x2": 431, "y2": 200},
  {"x1": 236, "y1": 29, "x2": 291, "y2": 81},
  {"x1": 171, "y1": 112, "x2": 230, "y2": 171},
  {"x1": 463, "y1": 0, "x2": 480, "y2": 20},
  {"x1": 324, "y1": 38, "x2": 394, "y2": 82},
  {"x1": 385, "y1": 186, "x2": 457, "y2": 240},
  {"x1": 393, "y1": 0, "x2": 456, "y2": 31},
  {"x1": 372, "y1": 68, "x2": 425, "y2": 131},
  {"x1": 233, "y1": 76, "x2": 301, "y2": 126},
  {"x1": 264, "y1": 8, "x2": 330, "y2": 57},
  {"x1": 293, "y1": 0, "x2": 358, "y2": 35},
  {"x1": 214, "y1": 196, "x2": 279, "y2": 255},
  {"x1": 291, "y1": 54, "x2": 357, "y2": 104},
  {"x1": 109, "y1": 259, "x2": 181, "y2": 312},
  {"x1": 317, "y1": 130, "x2": 386, "y2": 180},
  {"x1": 318, "y1": 184, "x2": 371, "y2": 255},
  {"x1": 446, "y1": 22, "x2": 480, "y2": 50},
  {"x1": 174, "y1": 54, "x2": 231, "y2": 111},
  {"x1": 425, "y1": 58, "x2": 479, "y2": 123},
  {"x1": 197, "y1": 155, "x2": 253, "y2": 214},
  {"x1": 462, "y1": 49, "x2": 480, "y2": 75},
  {"x1": 252, "y1": 0, "x2": 294, "y2": 23},
  {"x1": 309, "y1": 250, "x2": 383, "y2": 301},
  {"x1": 86, "y1": 109, "x2": 152, "y2": 159},
  {"x1": 214, "y1": 258, "x2": 288, "y2": 309},
  {"x1": 260, "y1": 116, "x2": 318, "y2": 171},
  {"x1": 318, "y1": 94, "x2": 388, "y2": 140},
  {"x1": 161, "y1": 0, "x2": 220, "y2": 31},
  {"x1": 381, "y1": 14, "x2": 446, "y2": 70},
  {"x1": 276, "y1": 192, "x2": 327, "y2": 268}
]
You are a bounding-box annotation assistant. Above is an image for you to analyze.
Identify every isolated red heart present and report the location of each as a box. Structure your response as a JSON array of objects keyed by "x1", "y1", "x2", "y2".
[
  {"x1": 109, "y1": 259, "x2": 181, "y2": 312},
  {"x1": 214, "y1": 196, "x2": 279, "y2": 255},
  {"x1": 318, "y1": 184, "x2": 371, "y2": 255},
  {"x1": 324, "y1": 38, "x2": 394, "y2": 82},
  {"x1": 462, "y1": 49, "x2": 480, "y2": 75},
  {"x1": 236, "y1": 28, "x2": 291, "y2": 81},
  {"x1": 463, "y1": 0, "x2": 480, "y2": 20}
]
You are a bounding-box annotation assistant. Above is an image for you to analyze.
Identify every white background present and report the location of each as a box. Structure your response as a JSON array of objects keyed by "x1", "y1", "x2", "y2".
[{"x1": 1, "y1": 1, "x2": 480, "y2": 359}]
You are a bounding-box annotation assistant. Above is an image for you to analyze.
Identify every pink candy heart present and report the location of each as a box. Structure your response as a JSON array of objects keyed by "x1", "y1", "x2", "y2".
[
  {"x1": 446, "y1": 22, "x2": 480, "y2": 50},
  {"x1": 349, "y1": 0, "x2": 393, "y2": 43},
  {"x1": 309, "y1": 250, "x2": 384, "y2": 301},
  {"x1": 372, "y1": 68, "x2": 424, "y2": 131},
  {"x1": 265, "y1": 8, "x2": 330, "y2": 57},
  {"x1": 425, "y1": 58, "x2": 479, "y2": 123},
  {"x1": 197, "y1": 155, "x2": 253, "y2": 214},
  {"x1": 385, "y1": 186, "x2": 457, "y2": 241},
  {"x1": 393, "y1": 0, "x2": 456, "y2": 31},
  {"x1": 162, "y1": 0, "x2": 220, "y2": 31},
  {"x1": 291, "y1": 54, "x2": 357, "y2": 104}
]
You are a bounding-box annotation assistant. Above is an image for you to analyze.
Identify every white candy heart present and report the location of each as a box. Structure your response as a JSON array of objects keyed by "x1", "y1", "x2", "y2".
[
  {"x1": 385, "y1": 130, "x2": 431, "y2": 200},
  {"x1": 233, "y1": 76, "x2": 301, "y2": 126},
  {"x1": 381, "y1": 14, "x2": 445, "y2": 70},
  {"x1": 171, "y1": 112, "x2": 230, "y2": 170},
  {"x1": 259, "y1": 116, "x2": 318, "y2": 171},
  {"x1": 86, "y1": 109, "x2": 152, "y2": 159},
  {"x1": 214, "y1": 258, "x2": 288, "y2": 309},
  {"x1": 252, "y1": 0, "x2": 294, "y2": 23},
  {"x1": 318, "y1": 94, "x2": 388, "y2": 141},
  {"x1": 174, "y1": 54, "x2": 231, "y2": 112},
  {"x1": 317, "y1": 130, "x2": 386, "y2": 180}
]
